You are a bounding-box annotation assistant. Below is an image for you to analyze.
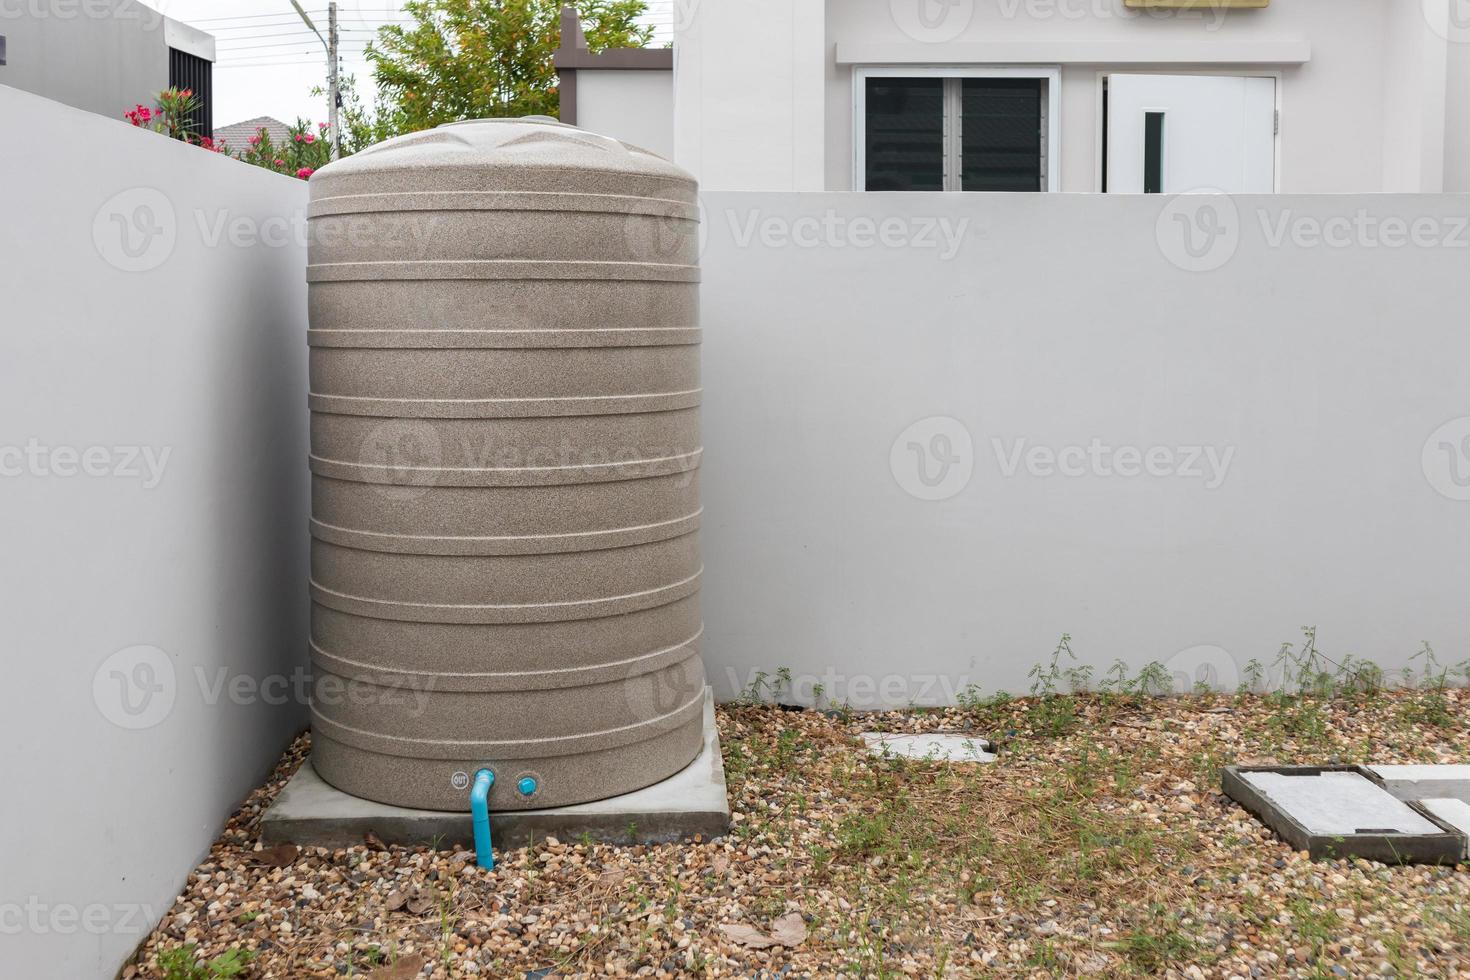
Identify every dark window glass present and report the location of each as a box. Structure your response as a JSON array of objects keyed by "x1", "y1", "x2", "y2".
[
  {"x1": 865, "y1": 77, "x2": 944, "y2": 191},
  {"x1": 960, "y1": 78, "x2": 1042, "y2": 192},
  {"x1": 1144, "y1": 111, "x2": 1166, "y2": 194}
]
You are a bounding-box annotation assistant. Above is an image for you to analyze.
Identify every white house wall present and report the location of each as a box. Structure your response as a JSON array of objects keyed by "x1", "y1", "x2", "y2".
[
  {"x1": 1380, "y1": 0, "x2": 1449, "y2": 192},
  {"x1": 0, "y1": 0, "x2": 175, "y2": 122},
  {"x1": 676, "y1": 0, "x2": 1463, "y2": 193},
  {"x1": 0, "y1": 87, "x2": 309, "y2": 979},
  {"x1": 673, "y1": 0, "x2": 825, "y2": 190},
  {"x1": 577, "y1": 68, "x2": 676, "y2": 161},
  {"x1": 696, "y1": 190, "x2": 1470, "y2": 705},
  {"x1": 1444, "y1": 23, "x2": 1470, "y2": 192},
  {"x1": 826, "y1": 0, "x2": 1413, "y2": 193}
]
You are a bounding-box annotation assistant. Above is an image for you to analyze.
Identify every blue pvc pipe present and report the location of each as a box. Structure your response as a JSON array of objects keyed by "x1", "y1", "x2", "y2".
[{"x1": 470, "y1": 769, "x2": 495, "y2": 870}]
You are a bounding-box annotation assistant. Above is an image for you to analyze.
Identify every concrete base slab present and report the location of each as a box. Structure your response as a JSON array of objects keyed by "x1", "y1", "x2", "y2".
[
  {"x1": 1223, "y1": 766, "x2": 1464, "y2": 864},
  {"x1": 1420, "y1": 800, "x2": 1470, "y2": 859},
  {"x1": 1243, "y1": 770, "x2": 1441, "y2": 836},
  {"x1": 861, "y1": 732, "x2": 996, "y2": 762},
  {"x1": 262, "y1": 689, "x2": 729, "y2": 850},
  {"x1": 1368, "y1": 765, "x2": 1470, "y2": 805}
]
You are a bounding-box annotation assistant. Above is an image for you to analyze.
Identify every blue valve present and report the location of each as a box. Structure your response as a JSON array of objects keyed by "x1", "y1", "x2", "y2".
[{"x1": 518, "y1": 776, "x2": 539, "y2": 797}]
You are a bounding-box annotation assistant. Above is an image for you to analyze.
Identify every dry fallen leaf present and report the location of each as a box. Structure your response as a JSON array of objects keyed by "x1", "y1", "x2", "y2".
[
  {"x1": 364, "y1": 831, "x2": 389, "y2": 852},
  {"x1": 366, "y1": 953, "x2": 424, "y2": 980},
  {"x1": 768, "y1": 912, "x2": 807, "y2": 947},
  {"x1": 406, "y1": 885, "x2": 436, "y2": 915},
  {"x1": 721, "y1": 911, "x2": 806, "y2": 949},
  {"x1": 711, "y1": 855, "x2": 730, "y2": 876},
  {"x1": 384, "y1": 890, "x2": 407, "y2": 912},
  {"x1": 720, "y1": 922, "x2": 778, "y2": 949},
  {"x1": 250, "y1": 844, "x2": 299, "y2": 868}
]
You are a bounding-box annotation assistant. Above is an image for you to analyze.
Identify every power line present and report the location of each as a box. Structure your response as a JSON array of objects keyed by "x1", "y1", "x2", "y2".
[
  {"x1": 189, "y1": 7, "x2": 403, "y2": 22},
  {"x1": 216, "y1": 30, "x2": 318, "y2": 43},
  {"x1": 219, "y1": 38, "x2": 374, "y2": 51}
]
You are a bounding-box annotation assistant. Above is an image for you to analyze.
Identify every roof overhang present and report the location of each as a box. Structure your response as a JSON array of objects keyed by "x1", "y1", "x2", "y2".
[{"x1": 164, "y1": 16, "x2": 217, "y2": 63}]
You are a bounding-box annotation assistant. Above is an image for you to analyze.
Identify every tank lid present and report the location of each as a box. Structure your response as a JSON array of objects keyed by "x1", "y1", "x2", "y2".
[{"x1": 312, "y1": 116, "x2": 694, "y2": 188}]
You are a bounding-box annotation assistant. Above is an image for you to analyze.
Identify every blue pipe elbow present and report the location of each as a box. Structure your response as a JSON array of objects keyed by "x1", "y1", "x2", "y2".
[{"x1": 470, "y1": 769, "x2": 495, "y2": 870}]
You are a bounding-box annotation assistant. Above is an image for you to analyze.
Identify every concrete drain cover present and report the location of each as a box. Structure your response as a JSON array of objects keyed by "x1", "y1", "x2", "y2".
[
  {"x1": 1420, "y1": 800, "x2": 1470, "y2": 859},
  {"x1": 1368, "y1": 765, "x2": 1470, "y2": 805},
  {"x1": 1223, "y1": 766, "x2": 1463, "y2": 864},
  {"x1": 861, "y1": 733, "x2": 996, "y2": 763}
]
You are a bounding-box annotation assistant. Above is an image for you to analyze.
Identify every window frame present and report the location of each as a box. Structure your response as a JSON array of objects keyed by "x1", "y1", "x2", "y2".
[{"x1": 854, "y1": 66, "x2": 1062, "y2": 193}]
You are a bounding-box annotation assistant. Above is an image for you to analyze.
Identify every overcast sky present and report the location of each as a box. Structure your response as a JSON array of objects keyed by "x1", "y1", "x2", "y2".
[{"x1": 138, "y1": 0, "x2": 671, "y2": 133}]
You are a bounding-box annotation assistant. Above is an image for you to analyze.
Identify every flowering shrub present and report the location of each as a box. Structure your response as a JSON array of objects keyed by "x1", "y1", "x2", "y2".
[
  {"x1": 125, "y1": 88, "x2": 226, "y2": 153},
  {"x1": 234, "y1": 120, "x2": 332, "y2": 180}
]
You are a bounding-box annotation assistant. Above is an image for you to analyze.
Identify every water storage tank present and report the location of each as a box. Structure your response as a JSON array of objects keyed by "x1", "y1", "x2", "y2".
[{"x1": 305, "y1": 118, "x2": 706, "y2": 811}]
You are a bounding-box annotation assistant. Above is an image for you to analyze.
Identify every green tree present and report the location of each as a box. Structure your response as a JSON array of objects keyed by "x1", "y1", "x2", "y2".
[
  {"x1": 367, "y1": 0, "x2": 652, "y2": 134},
  {"x1": 314, "y1": 73, "x2": 405, "y2": 156}
]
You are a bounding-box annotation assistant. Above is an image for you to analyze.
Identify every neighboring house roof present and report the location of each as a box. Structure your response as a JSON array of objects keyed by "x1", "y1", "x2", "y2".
[{"x1": 214, "y1": 116, "x2": 291, "y2": 153}]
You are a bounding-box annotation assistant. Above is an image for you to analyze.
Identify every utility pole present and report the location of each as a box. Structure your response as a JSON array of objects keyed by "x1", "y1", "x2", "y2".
[
  {"x1": 291, "y1": 0, "x2": 342, "y2": 160},
  {"x1": 327, "y1": 2, "x2": 341, "y2": 160}
]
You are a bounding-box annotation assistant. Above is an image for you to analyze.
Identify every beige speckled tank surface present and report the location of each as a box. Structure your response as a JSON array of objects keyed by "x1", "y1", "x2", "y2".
[{"x1": 305, "y1": 117, "x2": 706, "y2": 811}]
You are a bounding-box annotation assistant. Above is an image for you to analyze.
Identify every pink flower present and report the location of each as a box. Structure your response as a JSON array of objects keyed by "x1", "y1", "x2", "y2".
[
  {"x1": 297, "y1": 167, "x2": 316, "y2": 180},
  {"x1": 274, "y1": 159, "x2": 285, "y2": 167},
  {"x1": 295, "y1": 134, "x2": 304, "y2": 143},
  {"x1": 305, "y1": 134, "x2": 316, "y2": 144}
]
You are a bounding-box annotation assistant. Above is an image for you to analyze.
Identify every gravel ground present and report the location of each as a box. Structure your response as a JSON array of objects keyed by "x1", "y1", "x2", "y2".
[{"x1": 128, "y1": 687, "x2": 1470, "y2": 978}]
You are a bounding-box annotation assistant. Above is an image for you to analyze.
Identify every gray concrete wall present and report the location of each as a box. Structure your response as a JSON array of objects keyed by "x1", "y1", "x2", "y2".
[
  {"x1": 1446, "y1": 30, "x2": 1470, "y2": 192},
  {"x1": 0, "y1": 0, "x2": 171, "y2": 120},
  {"x1": 697, "y1": 190, "x2": 1470, "y2": 705},
  {"x1": 577, "y1": 68, "x2": 675, "y2": 160},
  {"x1": 0, "y1": 86, "x2": 309, "y2": 979}
]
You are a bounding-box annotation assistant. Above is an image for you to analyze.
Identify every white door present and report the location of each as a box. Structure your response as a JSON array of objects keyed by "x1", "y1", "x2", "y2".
[{"x1": 1106, "y1": 74, "x2": 1276, "y2": 193}]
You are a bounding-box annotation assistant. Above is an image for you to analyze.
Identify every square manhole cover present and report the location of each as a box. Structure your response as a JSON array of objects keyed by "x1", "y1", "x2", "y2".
[{"x1": 1223, "y1": 766, "x2": 1463, "y2": 864}]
